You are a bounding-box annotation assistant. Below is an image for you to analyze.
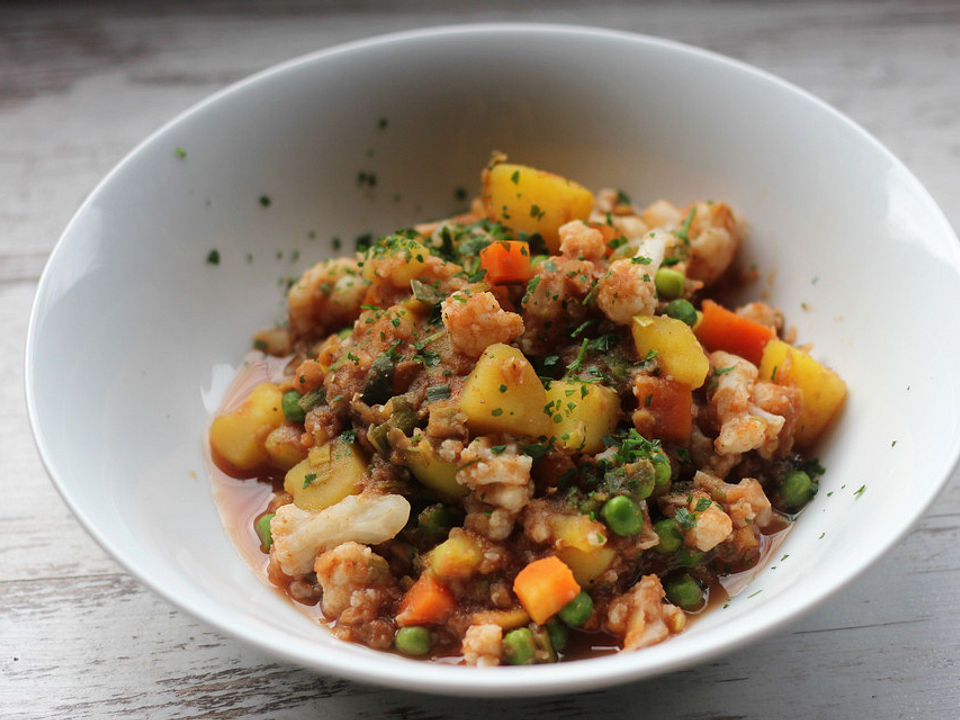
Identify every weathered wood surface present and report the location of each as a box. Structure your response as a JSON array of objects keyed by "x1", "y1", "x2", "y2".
[{"x1": 2, "y1": 1, "x2": 958, "y2": 717}]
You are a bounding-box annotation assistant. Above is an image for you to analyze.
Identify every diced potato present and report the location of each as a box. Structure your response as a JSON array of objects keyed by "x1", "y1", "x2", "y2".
[
  {"x1": 264, "y1": 424, "x2": 308, "y2": 470},
  {"x1": 631, "y1": 315, "x2": 710, "y2": 389},
  {"x1": 405, "y1": 440, "x2": 468, "y2": 499},
  {"x1": 482, "y1": 162, "x2": 595, "y2": 253},
  {"x1": 283, "y1": 439, "x2": 367, "y2": 511},
  {"x1": 361, "y1": 237, "x2": 435, "y2": 287},
  {"x1": 546, "y1": 379, "x2": 620, "y2": 453},
  {"x1": 209, "y1": 382, "x2": 285, "y2": 472},
  {"x1": 759, "y1": 339, "x2": 847, "y2": 446},
  {"x1": 548, "y1": 514, "x2": 608, "y2": 552},
  {"x1": 459, "y1": 343, "x2": 550, "y2": 437},
  {"x1": 425, "y1": 531, "x2": 484, "y2": 580},
  {"x1": 556, "y1": 546, "x2": 617, "y2": 586}
]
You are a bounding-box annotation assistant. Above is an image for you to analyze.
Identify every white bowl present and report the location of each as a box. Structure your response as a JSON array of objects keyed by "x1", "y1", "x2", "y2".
[{"x1": 26, "y1": 24, "x2": 960, "y2": 696}]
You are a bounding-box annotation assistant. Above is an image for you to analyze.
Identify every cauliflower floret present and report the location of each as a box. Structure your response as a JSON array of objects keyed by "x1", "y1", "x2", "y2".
[
  {"x1": 559, "y1": 220, "x2": 606, "y2": 261},
  {"x1": 606, "y1": 574, "x2": 686, "y2": 650},
  {"x1": 441, "y1": 291, "x2": 524, "y2": 358},
  {"x1": 684, "y1": 201, "x2": 740, "y2": 287},
  {"x1": 682, "y1": 491, "x2": 734, "y2": 552},
  {"x1": 708, "y1": 351, "x2": 798, "y2": 459},
  {"x1": 457, "y1": 438, "x2": 534, "y2": 514},
  {"x1": 694, "y1": 470, "x2": 774, "y2": 531},
  {"x1": 736, "y1": 301, "x2": 784, "y2": 333},
  {"x1": 288, "y1": 257, "x2": 369, "y2": 337},
  {"x1": 271, "y1": 493, "x2": 410, "y2": 576},
  {"x1": 462, "y1": 623, "x2": 503, "y2": 667},
  {"x1": 597, "y1": 258, "x2": 658, "y2": 324},
  {"x1": 313, "y1": 541, "x2": 396, "y2": 620}
]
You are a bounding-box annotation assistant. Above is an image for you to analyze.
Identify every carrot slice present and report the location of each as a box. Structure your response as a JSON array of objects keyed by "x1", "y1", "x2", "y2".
[
  {"x1": 395, "y1": 574, "x2": 456, "y2": 627},
  {"x1": 632, "y1": 375, "x2": 693, "y2": 441},
  {"x1": 479, "y1": 240, "x2": 533, "y2": 284},
  {"x1": 695, "y1": 299, "x2": 774, "y2": 366},
  {"x1": 513, "y1": 556, "x2": 581, "y2": 625}
]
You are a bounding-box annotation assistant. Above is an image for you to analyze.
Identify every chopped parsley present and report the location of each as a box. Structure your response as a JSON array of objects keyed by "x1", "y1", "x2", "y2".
[
  {"x1": 302, "y1": 472, "x2": 317, "y2": 489},
  {"x1": 174, "y1": 147, "x2": 187, "y2": 159},
  {"x1": 340, "y1": 429, "x2": 357, "y2": 444},
  {"x1": 206, "y1": 249, "x2": 220, "y2": 265},
  {"x1": 259, "y1": 195, "x2": 271, "y2": 208}
]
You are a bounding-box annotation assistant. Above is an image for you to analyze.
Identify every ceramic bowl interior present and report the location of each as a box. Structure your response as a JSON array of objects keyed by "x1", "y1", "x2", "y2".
[{"x1": 26, "y1": 24, "x2": 960, "y2": 696}]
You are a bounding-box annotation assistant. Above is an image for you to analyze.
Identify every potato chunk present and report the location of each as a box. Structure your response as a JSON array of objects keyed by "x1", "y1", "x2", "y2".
[
  {"x1": 284, "y1": 439, "x2": 367, "y2": 511},
  {"x1": 459, "y1": 343, "x2": 550, "y2": 437},
  {"x1": 405, "y1": 439, "x2": 468, "y2": 499},
  {"x1": 546, "y1": 379, "x2": 620, "y2": 453},
  {"x1": 482, "y1": 163, "x2": 595, "y2": 253},
  {"x1": 631, "y1": 315, "x2": 710, "y2": 389},
  {"x1": 759, "y1": 339, "x2": 846, "y2": 446},
  {"x1": 209, "y1": 382, "x2": 284, "y2": 472}
]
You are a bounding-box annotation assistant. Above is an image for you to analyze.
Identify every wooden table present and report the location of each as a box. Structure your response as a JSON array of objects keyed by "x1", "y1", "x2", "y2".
[{"x1": 3, "y1": 2, "x2": 958, "y2": 717}]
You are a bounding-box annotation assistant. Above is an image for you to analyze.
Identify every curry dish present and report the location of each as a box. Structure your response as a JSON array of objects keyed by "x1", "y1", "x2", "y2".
[{"x1": 209, "y1": 157, "x2": 846, "y2": 665}]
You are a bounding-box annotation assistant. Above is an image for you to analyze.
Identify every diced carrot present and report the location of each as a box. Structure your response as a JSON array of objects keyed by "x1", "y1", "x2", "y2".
[
  {"x1": 395, "y1": 574, "x2": 456, "y2": 627},
  {"x1": 513, "y1": 556, "x2": 581, "y2": 625},
  {"x1": 695, "y1": 299, "x2": 774, "y2": 366},
  {"x1": 632, "y1": 375, "x2": 693, "y2": 441},
  {"x1": 479, "y1": 241, "x2": 533, "y2": 284}
]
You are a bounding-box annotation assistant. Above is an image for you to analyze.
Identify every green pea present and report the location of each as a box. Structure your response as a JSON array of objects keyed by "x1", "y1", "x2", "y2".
[
  {"x1": 281, "y1": 390, "x2": 306, "y2": 423},
  {"x1": 255, "y1": 512, "x2": 275, "y2": 550},
  {"x1": 675, "y1": 546, "x2": 706, "y2": 568},
  {"x1": 664, "y1": 574, "x2": 705, "y2": 611},
  {"x1": 558, "y1": 591, "x2": 593, "y2": 627},
  {"x1": 652, "y1": 453, "x2": 672, "y2": 488},
  {"x1": 780, "y1": 470, "x2": 814, "y2": 510},
  {"x1": 546, "y1": 620, "x2": 569, "y2": 654},
  {"x1": 654, "y1": 267, "x2": 685, "y2": 300},
  {"x1": 394, "y1": 626, "x2": 432, "y2": 656},
  {"x1": 503, "y1": 627, "x2": 536, "y2": 665},
  {"x1": 664, "y1": 299, "x2": 698, "y2": 327},
  {"x1": 601, "y1": 495, "x2": 643, "y2": 536},
  {"x1": 653, "y1": 518, "x2": 683, "y2": 553}
]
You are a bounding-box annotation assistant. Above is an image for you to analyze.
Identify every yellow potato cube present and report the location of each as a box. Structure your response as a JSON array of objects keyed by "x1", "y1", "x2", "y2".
[
  {"x1": 405, "y1": 440, "x2": 468, "y2": 499},
  {"x1": 482, "y1": 162, "x2": 595, "y2": 253},
  {"x1": 631, "y1": 315, "x2": 710, "y2": 389},
  {"x1": 759, "y1": 339, "x2": 847, "y2": 446},
  {"x1": 209, "y1": 382, "x2": 285, "y2": 472},
  {"x1": 264, "y1": 424, "x2": 308, "y2": 470},
  {"x1": 425, "y1": 531, "x2": 483, "y2": 580},
  {"x1": 546, "y1": 379, "x2": 620, "y2": 453},
  {"x1": 556, "y1": 546, "x2": 617, "y2": 586},
  {"x1": 283, "y1": 439, "x2": 367, "y2": 511},
  {"x1": 548, "y1": 514, "x2": 608, "y2": 551},
  {"x1": 459, "y1": 343, "x2": 550, "y2": 438}
]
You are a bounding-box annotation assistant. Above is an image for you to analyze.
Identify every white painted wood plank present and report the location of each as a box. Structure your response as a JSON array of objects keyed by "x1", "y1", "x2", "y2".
[{"x1": 2, "y1": 1, "x2": 959, "y2": 717}]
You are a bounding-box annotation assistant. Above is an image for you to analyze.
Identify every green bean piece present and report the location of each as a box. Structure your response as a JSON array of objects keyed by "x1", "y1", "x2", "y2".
[
  {"x1": 546, "y1": 620, "x2": 569, "y2": 654},
  {"x1": 532, "y1": 627, "x2": 557, "y2": 663},
  {"x1": 653, "y1": 518, "x2": 684, "y2": 553},
  {"x1": 664, "y1": 298, "x2": 698, "y2": 327},
  {"x1": 664, "y1": 574, "x2": 705, "y2": 611},
  {"x1": 503, "y1": 627, "x2": 536, "y2": 665},
  {"x1": 281, "y1": 390, "x2": 306, "y2": 423},
  {"x1": 654, "y1": 267, "x2": 685, "y2": 300},
  {"x1": 417, "y1": 503, "x2": 456, "y2": 538},
  {"x1": 255, "y1": 512, "x2": 275, "y2": 551},
  {"x1": 652, "y1": 452, "x2": 672, "y2": 488},
  {"x1": 558, "y1": 591, "x2": 593, "y2": 627},
  {"x1": 394, "y1": 626, "x2": 432, "y2": 656},
  {"x1": 601, "y1": 495, "x2": 643, "y2": 536},
  {"x1": 361, "y1": 353, "x2": 395, "y2": 405},
  {"x1": 780, "y1": 470, "x2": 814, "y2": 510}
]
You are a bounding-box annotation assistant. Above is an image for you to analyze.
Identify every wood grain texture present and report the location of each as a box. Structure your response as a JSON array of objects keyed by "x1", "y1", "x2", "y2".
[{"x1": 2, "y1": 1, "x2": 958, "y2": 717}]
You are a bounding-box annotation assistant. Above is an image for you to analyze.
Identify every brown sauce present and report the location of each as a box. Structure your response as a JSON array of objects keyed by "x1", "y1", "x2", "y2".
[{"x1": 207, "y1": 355, "x2": 797, "y2": 663}]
